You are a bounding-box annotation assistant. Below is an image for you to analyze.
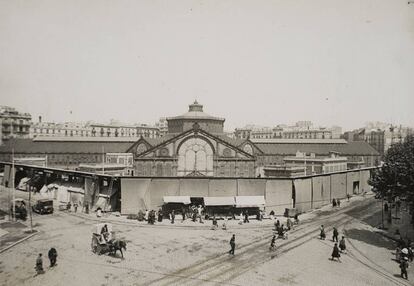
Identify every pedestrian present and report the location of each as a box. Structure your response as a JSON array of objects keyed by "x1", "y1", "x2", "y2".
[
  {"x1": 287, "y1": 218, "x2": 293, "y2": 231},
  {"x1": 400, "y1": 257, "x2": 409, "y2": 280},
  {"x1": 269, "y1": 235, "x2": 276, "y2": 251},
  {"x1": 320, "y1": 225, "x2": 326, "y2": 240},
  {"x1": 347, "y1": 194, "x2": 351, "y2": 202},
  {"x1": 294, "y1": 214, "x2": 299, "y2": 225},
  {"x1": 275, "y1": 220, "x2": 280, "y2": 231},
  {"x1": 181, "y1": 206, "x2": 186, "y2": 222},
  {"x1": 158, "y1": 208, "x2": 163, "y2": 222},
  {"x1": 171, "y1": 210, "x2": 175, "y2": 224},
  {"x1": 269, "y1": 210, "x2": 275, "y2": 220},
  {"x1": 211, "y1": 216, "x2": 218, "y2": 230},
  {"x1": 238, "y1": 212, "x2": 243, "y2": 225},
  {"x1": 339, "y1": 236, "x2": 346, "y2": 254},
  {"x1": 229, "y1": 234, "x2": 236, "y2": 255},
  {"x1": 384, "y1": 202, "x2": 389, "y2": 212},
  {"x1": 144, "y1": 209, "x2": 149, "y2": 221},
  {"x1": 74, "y1": 202, "x2": 78, "y2": 213},
  {"x1": 244, "y1": 211, "x2": 250, "y2": 223},
  {"x1": 198, "y1": 205, "x2": 204, "y2": 224},
  {"x1": 222, "y1": 217, "x2": 228, "y2": 230},
  {"x1": 331, "y1": 243, "x2": 341, "y2": 262},
  {"x1": 337, "y1": 199, "x2": 341, "y2": 207},
  {"x1": 35, "y1": 253, "x2": 44, "y2": 274},
  {"x1": 48, "y1": 248, "x2": 58, "y2": 267},
  {"x1": 332, "y1": 198, "x2": 337, "y2": 208},
  {"x1": 408, "y1": 247, "x2": 414, "y2": 262},
  {"x1": 332, "y1": 227, "x2": 339, "y2": 242},
  {"x1": 67, "y1": 201, "x2": 71, "y2": 211}
]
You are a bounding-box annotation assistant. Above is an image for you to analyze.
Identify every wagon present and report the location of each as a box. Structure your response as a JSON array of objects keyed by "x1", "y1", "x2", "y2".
[{"x1": 91, "y1": 223, "x2": 114, "y2": 255}]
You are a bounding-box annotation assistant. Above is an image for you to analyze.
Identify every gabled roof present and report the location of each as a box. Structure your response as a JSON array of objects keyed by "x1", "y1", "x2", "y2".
[
  {"x1": 0, "y1": 138, "x2": 132, "y2": 154},
  {"x1": 134, "y1": 128, "x2": 255, "y2": 159},
  {"x1": 254, "y1": 141, "x2": 379, "y2": 156}
]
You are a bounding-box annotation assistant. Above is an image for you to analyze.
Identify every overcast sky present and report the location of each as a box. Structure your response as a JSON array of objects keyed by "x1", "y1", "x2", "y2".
[{"x1": 1, "y1": 0, "x2": 413, "y2": 132}]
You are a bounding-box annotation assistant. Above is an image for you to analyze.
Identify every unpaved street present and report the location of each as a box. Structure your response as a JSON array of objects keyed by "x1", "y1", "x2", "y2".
[{"x1": 0, "y1": 194, "x2": 412, "y2": 286}]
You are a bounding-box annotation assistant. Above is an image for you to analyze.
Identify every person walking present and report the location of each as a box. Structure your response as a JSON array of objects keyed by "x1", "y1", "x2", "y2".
[
  {"x1": 35, "y1": 253, "x2": 44, "y2": 274},
  {"x1": 320, "y1": 225, "x2": 326, "y2": 240},
  {"x1": 332, "y1": 227, "x2": 339, "y2": 242},
  {"x1": 400, "y1": 257, "x2": 409, "y2": 280},
  {"x1": 244, "y1": 211, "x2": 250, "y2": 223},
  {"x1": 269, "y1": 235, "x2": 276, "y2": 251},
  {"x1": 229, "y1": 234, "x2": 236, "y2": 255},
  {"x1": 198, "y1": 206, "x2": 204, "y2": 224},
  {"x1": 171, "y1": 210, "x2": 175, "y2": 224},
  {"x1": 287, "y1": 218, "x2": 293, "y2": 231},
  {"x1": 48, "y1": 248, "x2": 58, "y2": 267},
  {"x1": 157, "y1": 208, "x2": 163, "y2": 222},
  {"x1": 337, "y1": 199, "x2": 341, "y2": 207},
  {"x1": 181, "y1": 207, "x2": 186, "y2": 222},
  {"x1": 331, "y1": 243, "x2": 341, "y2": 262},
  {"x1": 332, "y1": 198, "x2": 337, "y2": 208},
  {"x1": 339, "y1": 236, "x2": 346, "y2": 254}
]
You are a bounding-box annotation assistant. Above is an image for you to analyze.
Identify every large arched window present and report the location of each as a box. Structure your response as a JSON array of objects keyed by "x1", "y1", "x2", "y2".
[{"x1": 177, "y1": 137, "x2": 214, "y2": 176}]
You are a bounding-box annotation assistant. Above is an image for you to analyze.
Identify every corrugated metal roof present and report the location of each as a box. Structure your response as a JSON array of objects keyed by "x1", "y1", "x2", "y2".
[
  {"x1": 0, "y1": 138, "x2": 132, "y2": 154},
  {"x1": 255, "y1": 141, "x2": 379, "y2": 156},
  {"x1": 251, "y1": 138, "x2": 347, "y2": 144}
]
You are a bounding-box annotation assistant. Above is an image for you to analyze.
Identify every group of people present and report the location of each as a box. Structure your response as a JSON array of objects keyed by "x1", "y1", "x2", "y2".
[
  {"x1": 319, "y1": 225, "x2": 346, "y2": 262},
  {"x1": 274, "y1": 220, "x2": 289, "y2": 240},
  {"x1": 35, "y1": 248, "x2": 58, "y2": 275},
  {"x1": 394, "y1": 230, "x2": 413, "y2": 280},
  {"x1": 211, "y1": 216, "x2": 227, "y2": 230},
  {"x1": 332, "y1": 198, "x2": 341, "y2": 208}
]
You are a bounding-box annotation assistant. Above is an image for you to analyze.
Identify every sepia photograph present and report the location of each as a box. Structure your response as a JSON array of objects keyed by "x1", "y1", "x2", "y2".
[{"x1": 0, "y1": 1, "x2": 413, "y2": 285}]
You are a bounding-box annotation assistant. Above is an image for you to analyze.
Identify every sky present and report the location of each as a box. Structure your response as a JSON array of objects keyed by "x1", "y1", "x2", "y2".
[{"x1": 1, "y1": 0, "x2": 413, "y2": 132}]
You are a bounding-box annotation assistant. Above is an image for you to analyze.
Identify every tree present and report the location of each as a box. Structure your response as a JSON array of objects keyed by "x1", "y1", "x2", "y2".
[{"x1": 369, "y1": 135, "x2": 414, "y2": 201}]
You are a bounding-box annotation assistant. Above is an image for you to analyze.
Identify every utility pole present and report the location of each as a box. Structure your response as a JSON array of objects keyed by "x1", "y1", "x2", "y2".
[
  {"x1": 102, "y1": 146, "x2": 105, "y2": 175},
  {"x1": 12, "y1": 148, "x2": 15, "y2": 221},
  {"x1": 27, "y1": 180, "x2": 33, "y2": 232}
]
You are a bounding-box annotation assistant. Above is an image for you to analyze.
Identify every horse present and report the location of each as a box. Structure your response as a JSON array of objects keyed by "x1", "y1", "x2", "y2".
[{"x1": 110, "y1": 239, "x2": 127, "y2": 259}]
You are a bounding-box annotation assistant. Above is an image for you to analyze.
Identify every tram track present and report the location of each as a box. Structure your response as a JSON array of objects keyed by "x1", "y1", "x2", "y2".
[
  {"x1": 342, "y1": 221, "x2": 411, "y2": 286},
  {"x1": 142, "y1": 198, "x2": 376, "y2": 286}
]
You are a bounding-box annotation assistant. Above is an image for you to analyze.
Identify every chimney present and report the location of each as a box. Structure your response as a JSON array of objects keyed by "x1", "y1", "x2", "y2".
[{"x1": 39, "y1": 116, "x2": 42, "y2": 123}]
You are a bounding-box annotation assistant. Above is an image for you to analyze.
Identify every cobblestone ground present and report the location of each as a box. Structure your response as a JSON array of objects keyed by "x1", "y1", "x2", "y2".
[{"x1": 0, "y1": 190, "x2": 413, "y2": 286}]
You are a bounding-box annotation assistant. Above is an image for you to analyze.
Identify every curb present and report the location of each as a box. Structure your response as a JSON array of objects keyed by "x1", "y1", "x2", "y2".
[{"x1": 0, "y1": 231, "x2": 38, "y2": 254}]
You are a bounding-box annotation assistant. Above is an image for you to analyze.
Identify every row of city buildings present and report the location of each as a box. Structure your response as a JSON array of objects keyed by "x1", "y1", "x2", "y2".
[
  {"x1": 1, "y1": 104, "x2": 412, "y2": 177},
  {"x1": 0, "y1": 102, "x2": 382, "y2": 178}
]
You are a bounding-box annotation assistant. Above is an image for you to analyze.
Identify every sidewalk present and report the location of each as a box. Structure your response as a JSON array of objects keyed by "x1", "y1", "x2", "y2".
[{"x1": 0, "y1": 218, "x2": 38, "y2": 253}]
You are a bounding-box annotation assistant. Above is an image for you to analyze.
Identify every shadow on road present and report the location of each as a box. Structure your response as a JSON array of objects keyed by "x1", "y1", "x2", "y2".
[{"x1": 345, "y1": 228, "x2": 395, "y2": 251}]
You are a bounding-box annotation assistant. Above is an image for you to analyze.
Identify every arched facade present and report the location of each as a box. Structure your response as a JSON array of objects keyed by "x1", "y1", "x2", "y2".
[{"x1": 177, "y1": 137, "x2": 214, "y2": 176}]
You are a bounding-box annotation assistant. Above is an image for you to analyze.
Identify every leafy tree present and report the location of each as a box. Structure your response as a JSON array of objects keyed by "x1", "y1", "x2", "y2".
[{"x1": 369, "y1": 135, "x2": 414, "y2": 201}]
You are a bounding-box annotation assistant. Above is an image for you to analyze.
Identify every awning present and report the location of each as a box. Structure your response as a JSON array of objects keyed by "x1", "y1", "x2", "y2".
[
  {"x1": 204, "y1": 197, "x2": 235, "y2": 206},
  {"x1": 235, "y1": 196, "x2": 265, "y2": 208},
  {"x1": 163, "y1": 196, "x2": 191, "y2": 204}
]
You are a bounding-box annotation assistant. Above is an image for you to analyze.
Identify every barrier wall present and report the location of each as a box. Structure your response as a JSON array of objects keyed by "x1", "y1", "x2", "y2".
[
  {"x1": 265, "y1": 180, "x2": 293, "y2": 215},
  {"x1": 294, "y1": 178, "x2": 312, "y2": 213},
  {"x1": 331, "y1": 173, "x2": 347, "y2": 199},
  {"x1": 208, "y1": 179, "x2": 237, "y2": 197},
  {"x1": 238, "y1": 179, "x2": 266, "y2": 196},
  {"x1": 312, "y1": 176, "x2": 331, "y2": 209},
  {"x1": 121, "y1": 179, "x2": 151, "y2": 214},
  {"x1": 120, "y1": 169, "x2": 373, "y2": 215},
  {"x1": 147, "y1": 179, "x2": 180, "y2": 210}
]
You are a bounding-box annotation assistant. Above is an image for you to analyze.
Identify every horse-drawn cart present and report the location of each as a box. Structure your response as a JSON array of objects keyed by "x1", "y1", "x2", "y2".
[{"x1": 91, "y1": 223, "x2": 126, "y2": 258}]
